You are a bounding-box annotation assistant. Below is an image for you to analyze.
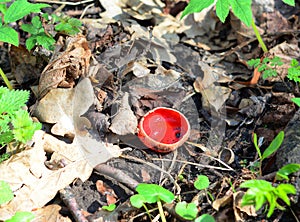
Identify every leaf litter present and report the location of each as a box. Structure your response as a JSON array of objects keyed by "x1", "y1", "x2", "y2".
[{"x1": 0, "y1": 0, "x2": 300, "y2": 221}]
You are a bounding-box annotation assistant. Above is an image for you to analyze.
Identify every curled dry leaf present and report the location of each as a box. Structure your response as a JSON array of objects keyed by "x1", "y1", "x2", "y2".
[
  {"x1": 212, "y1": 190, "x2": 233, "y2": 211},
  {"x1": 109, "y1": 92, "x2": 138, "y2": 135},
  {"x1": 193, "y1": 61, "x2": 232, "y2": 111},
  {"x1": 233, "y1": 191, "x2": 257, "y2": 219},
  {"x1": 32, "y1": 204, "x2": 71, "y2": 222},
  {"x1": 38, "y1": 34, "x2": 91, "y2": 98}
]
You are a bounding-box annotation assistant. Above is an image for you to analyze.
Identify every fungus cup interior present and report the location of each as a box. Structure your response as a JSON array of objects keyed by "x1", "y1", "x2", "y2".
[{"x1": 139, "y1": 107, "x2": 190, "y2": 145}]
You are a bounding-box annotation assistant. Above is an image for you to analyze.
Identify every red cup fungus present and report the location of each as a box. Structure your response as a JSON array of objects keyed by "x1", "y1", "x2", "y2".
[{"x1": 138, "y1": 107, "x2": 191, "y2": 153}]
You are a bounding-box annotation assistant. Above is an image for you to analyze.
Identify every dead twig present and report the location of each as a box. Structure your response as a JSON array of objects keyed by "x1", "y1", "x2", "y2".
[
  {"x1": 94, "y1": 163, "x2": 139, "y2": 190},
  {"x1": 120, "y1": 154, "x2": 181, "y2": 194},
  {"x1": 59, "y1": 186, "x2": 89, "y2": 222},
  {"x1": 152, "y1": 157, "x2": 235, "y2": 172}
]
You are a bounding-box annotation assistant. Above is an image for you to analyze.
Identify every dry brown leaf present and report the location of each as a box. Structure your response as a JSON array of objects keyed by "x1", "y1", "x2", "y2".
[
  {"x1": 233, "y1": 191, "x2": 257, "y2": 220},
  {"x1": 38, "y1": 34, "x2": 91, "y2": 98},
  {"x1": 109, "y1": 92, "x2": 138, "y2": 135},
  {"x1": 177, "y1": 5, "x2": 217, "y2": 38},
  {"x1": 33, "y1": 88, "x2": 75, "y2": 137},
  {"x1": 33, "y1": 78, "x2": 95, "y2": 137},
  {"x1": 96, "y1": 180, "x2": 117, "y2": 205},
  {"x1": 0, "y1": 79, "x2": 122, "y2": 220},
  {"x1": 212, "y1": 191, "x2": 233, "y2": 211},
  {"x1": 32, "y1": 204, "x2": 71, "y2": 222},
  {"x1": 193, "y1": 62, "x2": 232, "y2": 111},
  {"x1": 73, "y1": 79, "x2": 122, "y2": 167},
  {"x1": 9, "y1": 45, "x2": 43, "y2": 85},
  {"x1": 0, "y1": 131, "x2": 93, "y2": 221},
  {"x1": 99, "y1": 0, "x2": 126, "y2": 21},
  {"x1": 0, "y1": 129, "x2": 121, "y2": 220},
  {"x1": 122, "y1": 59, "x2": 151, "y2": 78}
]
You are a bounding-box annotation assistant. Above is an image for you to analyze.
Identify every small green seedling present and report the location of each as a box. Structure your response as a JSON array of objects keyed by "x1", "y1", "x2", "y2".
[
  {"x1": 194, "y1": 175, "x2": 210, "y2": 190},
  {"x1": 21, "y1": 15, "x2": 56, "y2": 51},
  {"x1": 175, "y1": 202, "x2": 215, "y2": 222},
  {"x1": 0, "y1": 180, "x2": 14, "y2": 204},
  {"x1": 0, "y1": 86, "x2": 41, "y2": 151},
  {"x1": 240, "y1": 179, "x2": 296, "y2": 218},
  {"x1": 175, "y1": 201, "x2": 198, "y2": 220},
  {"x1": 247, "y1": 56, "x2": 284, "y2": 79},
  {"x1": 130, "y1": 183, "x2": 175, "y2": 222},
  {"x1": 276, "y1": 163, "x2": 300, "y2": 181},
  {"x1": 247, "y1": 56, "x2": 300, "y2": 107},
  {"x1": 288, "y1": 59, "x2": 300, "y2": 106},
  {"x1": 287, "y1": 58, "x2": 300, "y2": 82},
  {"x1": 194, "y1": 174, "x2": 214, "y2": 201},
  {"x1": 21, "y1": 13, "x2": 82, "y2": 51},
  {"x1": 175, "y1": 175, "x2": 215, "y2": 221},
  {"x1": 51, "y1": 14, "x2": 82, "y2": 36},
  {"x1": 0, "y1": 180, "x2": 35, "y2": 222},
  {"x1": 253, "y1": 131, "x2": 284, "y2": 176},
  {"x1": 102, "y1": 203, "x2": 116, "y2": 211},
  {"x1": 195, "y1": 214, "x2": 216, "y2": 222}
]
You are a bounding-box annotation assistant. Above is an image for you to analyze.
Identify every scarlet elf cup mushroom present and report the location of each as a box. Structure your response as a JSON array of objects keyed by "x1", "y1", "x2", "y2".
[{"x1": 138, "y1": 107, "x2": 191, "y2": 153}]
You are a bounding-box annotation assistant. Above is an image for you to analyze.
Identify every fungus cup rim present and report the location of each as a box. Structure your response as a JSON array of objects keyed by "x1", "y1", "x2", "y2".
[{"x1": 138, "y1": 107, "x2": 191, "y2": 153}]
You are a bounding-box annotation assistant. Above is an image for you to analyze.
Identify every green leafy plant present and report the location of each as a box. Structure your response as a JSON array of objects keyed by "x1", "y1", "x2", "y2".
[
  {"x1": 291, "y1": 97, "x2": 300, "y2": 107},
  {"x1": 175, "y1": 201, "x2": 198, "y2": 220},
  {"x1": 130, "y1": 183, "x2": 175, "y2": 222},
  {"x1": 194, "y1": 174, "x2": 214, "y2": 201},
  {"x1": 240, "y1": 179, "x2": 296, "y2": 218},
  {"x1": 21, "y1": 15, "x2": 55, "y2": 51},
  {"x1": 21, "y1": 13, "x2": 82, "y2": 51},
  {"x1": 287, "y1": 59, "x2": 300, "y2": 106},
  {"x1": 0, "y1": 180, "x2": 14, "y2": 204},
  {"x1": 247, "y1": 56, "x2": 284, "y2": 79},
  {"x1": 247, "y1": 56, "x2": 300, "y2": 106},
  {"x1": 181, "y1": 0, "x2": 295, "y2": 53},
  {"x1": 0, "y1": 180, "x2": 35, "y2": 222},
  {"x1": 253, "y1": 131, "x2": 284, "y2": 176},
  {"x1": 287, "y1": 58, "x2": 300, "y2": 82},
  {"x1": 195, "y1": 214, "x2": 215, "y2": 222},
  {"x1": 0, "y1": 0, "x2": 82, "y2": 51},
  {"x1": 0, "y1": 86, "x2": 41, "y2": 148},
  {"x1": 102, "y1": 203, "x2": 116, "y2": 211},
  {"x1": 0, "y1": 0, "x2": 50, "y2": 47},
  {"x1": 51, "y1": 14, "x2": 82, "y2": 36},
  {"x1": 175, "y1": 201, "x2": 215, "y2": 222},
  {"x1": 276, "y1": 163, "x2": 300, "y2": 181},
  {"x1": 174, "y1": 175, "x2": 215, "y2": 221},
  {"x1": 241, "y1": 131, "x2": 300, "y2": 218},
  {"x1": 194, "y1": 175, "x2": 210, "y2": 190}
]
